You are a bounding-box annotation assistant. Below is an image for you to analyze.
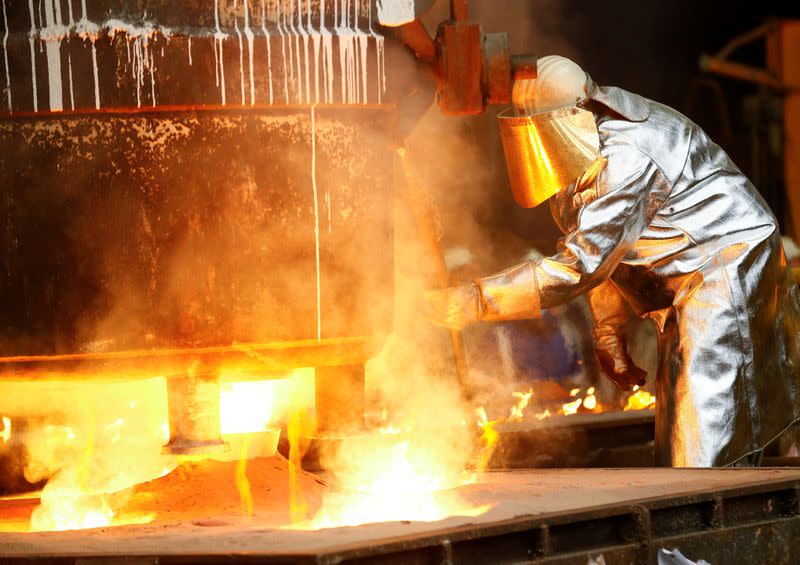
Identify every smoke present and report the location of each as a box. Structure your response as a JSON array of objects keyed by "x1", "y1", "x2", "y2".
[
  {"x1": 0, "y1": 0, "x2": 632, "y2": 532},
  {"x1": 0, "y1": 378, "x2": 175, "y2": 530}
]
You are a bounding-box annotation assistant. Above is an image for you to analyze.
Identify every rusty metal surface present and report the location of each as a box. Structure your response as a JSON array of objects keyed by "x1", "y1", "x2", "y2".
[
  {"x1": 0, "y1": 106, "x2": 395, "y2": 368},
  {"x1": 0, "y1": 0, "x2": 388, "y2": 114},
  {"x1": 3, "y1": 468, "x2": 800, "y2": 564}
]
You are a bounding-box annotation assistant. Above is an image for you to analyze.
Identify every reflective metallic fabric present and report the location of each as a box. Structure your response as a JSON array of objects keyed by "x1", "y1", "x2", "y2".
[
  {"x1": 498, "y1": 105, "x2": 600, "y2": 208},
  {"x1": 538, "y1": 79, "x2": 800, "y2": 466},
  {"x1": 476, "y1": 262, "x2": 540, "y2": 321},
  {"x1": 424, "y1": 284, "x2": 481, "y2": 332}
]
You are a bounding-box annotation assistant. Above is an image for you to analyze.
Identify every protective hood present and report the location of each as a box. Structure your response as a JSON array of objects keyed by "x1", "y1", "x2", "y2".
[
  {"x1": 498, "y1": 102, "x2": 600, "y2": 208},
  {"x1": 585, "y1": 77, "x2": 651, "y2": 122}
]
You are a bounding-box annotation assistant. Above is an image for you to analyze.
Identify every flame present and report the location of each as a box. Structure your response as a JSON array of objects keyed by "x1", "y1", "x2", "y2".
[
  {"x1": 624, "y1": 386, "x2": 656, "y2": 411},
  {"x1": 234, "y1": 435, "x2": 254, "y2": 518},
  {"x1": 474, "y1": 389, "x2": 534, "y2": 472},
  {"x1": 286, "y1": 373, "x2": 315, "y2": 524},
  {"x1": 219, "y1": 379, "x2": 276, "y2": 434},
  {"x1": 0, "y1": 378, "x2": 172, "y2": 533},
  {"x1": 0, "y1": 416, "x2": 10, "y2": 444},
  {"x1": 219, "y1": 370, "x2": 314, "y2": 520},
  {"x1": 560, "y1": 387, "x2": 601, "y2": 415},
  {"x1": 298, "y1": 430, "x2": 488, "y2": 530},
  {"x1": 508, "y1": 388, "x2": 533, "y2": 422},
  {"x1": 476, "y1": 406, "x2": 499, "y2": 473}
]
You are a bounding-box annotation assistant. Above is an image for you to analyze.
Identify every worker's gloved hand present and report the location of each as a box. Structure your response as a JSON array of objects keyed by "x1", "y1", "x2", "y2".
[
  {"x1": 424, "y1": 284, "x2": 482, "y2": 331},
  {"x1": 424, "y1": 262, "x2": 542, "y2": 331},
  {"x1": 594, "y1": 325, "x2": 647, "y2": 391}
]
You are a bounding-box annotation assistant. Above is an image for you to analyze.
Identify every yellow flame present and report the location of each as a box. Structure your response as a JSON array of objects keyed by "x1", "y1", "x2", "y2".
[
  {"x1": 219, "y1": 380, "x2": 276, "y2": 434},
  {"x1": 561, "y1": 397, "x2": 583, "y2": 415},
  {"x1": 583, "y1": 387, "x2": 598, "y2": 411},
  {"x1": 0, "y1": 416, "x2": 10, "y2": 444},
  {"x1": 476, "y1": 407, "x2": 500, "y2": 473},
  {"x1": 508, "y1": 388, "x2": 533, "y2": 422},
  {"x1": 234, "y1": 435, "x2": 254, "y2": 518},
  {"x1": 624, "y1": 386, "x2": 656, "y2": 411},
  {"x1": 297, "y1": 430, "x2": 487, "y2": 530},
  {"x1": 286, "y1": 374, "x2": 313, "y2": 524}
]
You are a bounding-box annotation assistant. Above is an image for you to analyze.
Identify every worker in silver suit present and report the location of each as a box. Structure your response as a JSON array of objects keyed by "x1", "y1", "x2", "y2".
[{"x1": 426, "y1": 55, "x2": 800, "y2": 467}]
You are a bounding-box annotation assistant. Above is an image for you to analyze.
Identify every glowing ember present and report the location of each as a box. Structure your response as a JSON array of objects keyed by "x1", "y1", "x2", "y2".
[
  {"x1": 561, "y1": 397, "x2": 583, "y2": 415},
  {"x1": 476, "y1": 406, "x2": 500, "y2": 473},
  {"x1": 234, "y1": 436, "x2": 254, "y2": 518},
  {"x1": 0, "y1": 379, "x2": 173, "y2": 533},
  {"x1": 219, "y1": 380, "x2": 276, "y2": 434},
  {"x1": 297, "y1": 432, "x2": 487, "y2": 529},
  {"x1": 0, "y1": 416, "x2": 10, "y2": 444},
  {"x1": 624, "y1": 385, "x2": 656, "y2": 411},
  {"x1": 560, "y1": 386, "x2": 602, "y2": 415},
  {"x1": 508, "y1": 388, "x2": 533, "y2": 422}
]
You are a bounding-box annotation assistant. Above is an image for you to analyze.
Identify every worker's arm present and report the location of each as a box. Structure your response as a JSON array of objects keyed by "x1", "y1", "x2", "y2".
[
  {"x1": 537, "y1": 143, "x2": 672, "y2": 309},
  {"x1": 587, "y1": 280, "x2": 647, "y2": 390},
  {"x1": 426, "y1": 143, "x2": 672, "y2": 330}
]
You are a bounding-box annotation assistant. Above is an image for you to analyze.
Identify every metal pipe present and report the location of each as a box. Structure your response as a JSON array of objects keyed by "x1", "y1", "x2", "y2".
[
  {"x1": 450, "y1": 0, "x2": 469, "y2": 21},
  {"x1": 397, "y1": 19, "x2": 436, "y2": 64},
  {"x1": 715, "y1": 22, "x2": 771, "y2": 60},
  {"x1": 699, "y1": 54, "x2": 789, "y2": 90}
]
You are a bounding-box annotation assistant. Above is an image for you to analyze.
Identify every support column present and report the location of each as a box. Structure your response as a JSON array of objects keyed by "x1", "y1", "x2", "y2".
[{"x1": 163, "y1": 365, "x2": 228, "y2": 455}]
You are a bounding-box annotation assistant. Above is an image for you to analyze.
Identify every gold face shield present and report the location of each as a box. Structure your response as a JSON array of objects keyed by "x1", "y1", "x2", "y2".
[{"x1": 498, "y1": 103, "x2": 600, "y2": 208}]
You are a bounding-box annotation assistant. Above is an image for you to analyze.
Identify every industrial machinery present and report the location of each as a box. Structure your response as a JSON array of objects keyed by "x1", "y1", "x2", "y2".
[
  {"x1": 700, "y1": 20, "x2": 800, "y2": 238},
  {"x1": 0, "y1": 0, "x2": 534, "y2": 453}
]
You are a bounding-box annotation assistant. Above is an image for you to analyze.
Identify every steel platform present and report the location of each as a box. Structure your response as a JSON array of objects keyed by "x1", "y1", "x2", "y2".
[{"x1": 2, "y1": 468, "x2": 800, "y2": 564}]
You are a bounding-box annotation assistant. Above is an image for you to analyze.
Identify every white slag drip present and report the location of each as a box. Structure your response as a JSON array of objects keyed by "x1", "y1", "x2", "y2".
[
  {"x1": 297, "y1": 0, "x2": 310, "y2": 104},
  {"x1": 188, "y1": 36, "x2": 192, "y2": 66},
  {"x1": 309, "y1": 0, "x2": 320, "y2": 104},
  {"x1": 277, "y1": 0, "x2": 289, "y2": 103},
  {"x1": 213, "y1": 0, "x2": 228, "y2": 105},
  {"x1": 106, "y1": 19, "x2": 170, "y2": 108},
  {"x1": 310, "y1": 104, "x2": 322, "y2": 341},
  {"x1": 289, "y1": 0, "x2": 302, "y2": 103},
  {"x1": 243, "y1": 0, "x2": 256, "y2": 105},
  {"x1": 234, "y1": 0, "x2": 246, "y2": 105},
  {"x1": 67, "y1": 51, "x2": 74, "y2": 109},
  {"x1": 368, "y1": 0, "x2": 386, "y2": 104},
  {"x1": 320, "y1": 0, "x2": 334, "y2": 103},
  {"x1": 74, "y1": 0, "x2": 101, "y2": 110},
  {"x1": 2, "y1": 0, "x2": 11, "y2": 112},
  {"x1": 260, "y1": 0, "x2": 273, "y2": 104},
  {"x1": 27, "y1": 0, "x2": 38, "y2": 112}
]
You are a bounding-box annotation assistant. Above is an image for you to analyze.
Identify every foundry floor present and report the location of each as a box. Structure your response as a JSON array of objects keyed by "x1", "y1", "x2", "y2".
[{"x1": 2, "y1": 467, "x2": 800, "y2": 561}]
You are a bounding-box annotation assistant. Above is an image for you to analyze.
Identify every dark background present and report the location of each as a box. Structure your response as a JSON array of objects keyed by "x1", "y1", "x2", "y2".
[{"x1": 412, "y1": 0, "x2": 800, "y2": 263}]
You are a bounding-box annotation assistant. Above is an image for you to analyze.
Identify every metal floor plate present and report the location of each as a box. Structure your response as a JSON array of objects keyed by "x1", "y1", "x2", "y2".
[{"x1": 2, "y1": 468, "x2": 800, "y2": 564}]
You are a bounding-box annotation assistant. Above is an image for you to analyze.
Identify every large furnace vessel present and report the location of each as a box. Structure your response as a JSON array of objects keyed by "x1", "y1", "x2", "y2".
[
  {"x1": 0, "y1": 0, "x2": 399, "y2": 452},
  {"x1": 0, "y1": 0, "x2": 527, "y2": 453}
]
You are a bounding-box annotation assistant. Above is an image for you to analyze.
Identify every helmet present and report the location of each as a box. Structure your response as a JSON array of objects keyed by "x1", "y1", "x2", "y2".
[{"x1": 498, "y1": 56, "x2": 600, "y2": 208}]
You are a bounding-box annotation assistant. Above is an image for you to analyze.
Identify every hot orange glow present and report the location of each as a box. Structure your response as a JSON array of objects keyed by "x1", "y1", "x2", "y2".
[
  {"x1": 297, "y1": 429, "x2": 488, "y2": 529},
  {"x1": 625, "y1": 386, "x2": 656, "y2": 411},
  {"x1": 234, "y1": 435, "x2": 254, "y2": 518},
  {"x1": 219, "y1": 380, "x2": 276, "y2": 435},
  {"x1": 559, "y1": 387, "x2": 602, "y2": 415},
  {"x1": 476, "y1": 406, "x2": 500, "y2": 473},
  {"x1": 0, "y1": 416, "x2": 10, "y2": 444},
  {"x1": 508, "y1": 389, "x2": 533, "y2": 422}
]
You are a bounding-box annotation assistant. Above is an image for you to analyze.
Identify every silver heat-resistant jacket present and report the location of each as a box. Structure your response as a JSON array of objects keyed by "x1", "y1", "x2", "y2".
[{"x1": 540, "y1": 81, "x2": 800, "y2": 466}]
